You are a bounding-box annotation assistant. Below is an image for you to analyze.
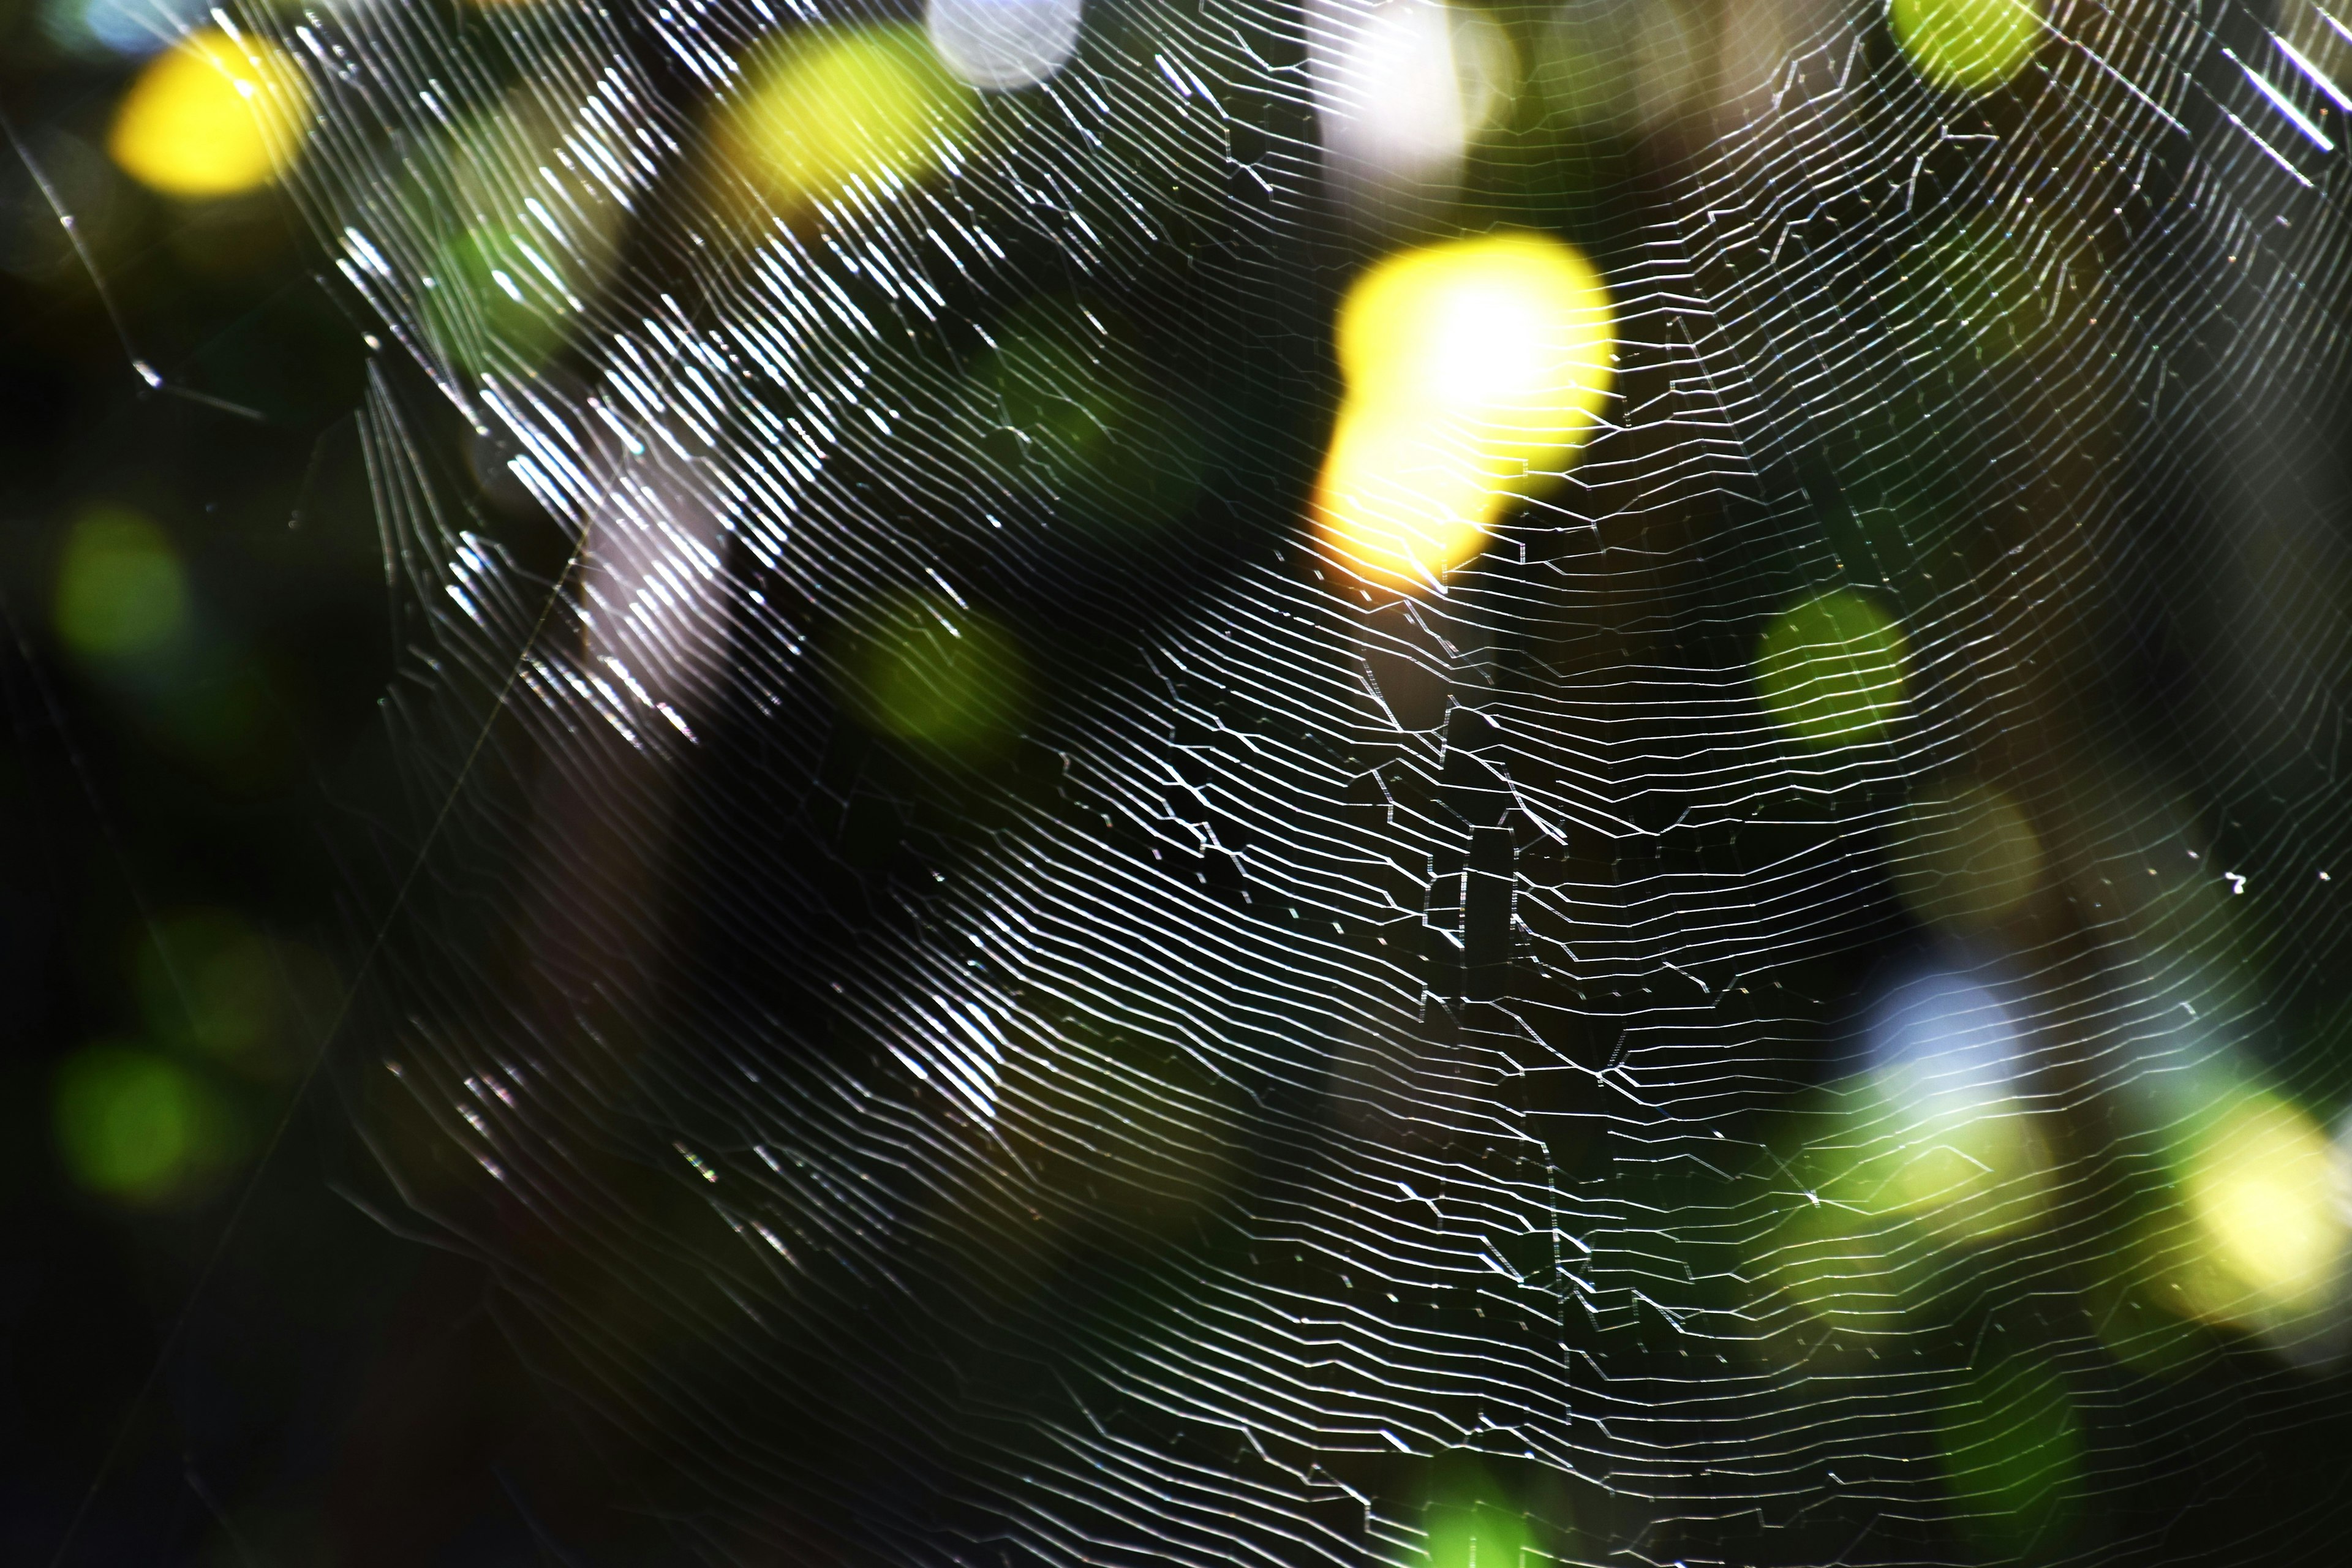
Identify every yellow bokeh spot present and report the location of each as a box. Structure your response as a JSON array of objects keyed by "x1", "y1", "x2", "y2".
[
  {"x1": 1760, "y1": 1075, "x2": 2054, "y2": 1333},
  {"x1": 1761, "y1": 1192, "x2": 1909, "y2": 1335},
  {"x1": 1840, "y1": 1076, "x2": 2051, "y2": 1240},
  {"x1": 720, "y1": 25, "x2": 978, "y2": 208},
  {"x1": 2179, "y1": 1093, "x2": 2345, "y2": 1321},
  {"x1": 1874, "y1": 1096, "x2": 2052, "y2": 1242},
  {"x1": 55, "y1": 507, "x2": 186, "y2": 660},
  {"x1": 108, "y1": 28, "x2": 311, "y2": 200},
  {"x1": 1754, "y1": 590, "x2": 1909, "y2": 748},
  {"x1": 1312, "y1": 231, "x2": 1614, "y2": 594},
  {"x1": 53, "y1": 1044, "x2": 236, "y2": 1205},
  {"x1": 1888, "y1": 0, "x2": 2043, "y2": 95}
]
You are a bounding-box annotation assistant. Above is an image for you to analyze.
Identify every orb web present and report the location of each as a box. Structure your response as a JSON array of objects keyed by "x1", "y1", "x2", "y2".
[{"x1": 209, "y1": 0, "x2": 2352, "y2": 1562}]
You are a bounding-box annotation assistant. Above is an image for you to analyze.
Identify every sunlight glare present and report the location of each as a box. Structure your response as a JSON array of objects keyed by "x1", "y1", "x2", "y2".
[{"x1": 1313, "y1": 230, "x2": 1613, "y2": 593}]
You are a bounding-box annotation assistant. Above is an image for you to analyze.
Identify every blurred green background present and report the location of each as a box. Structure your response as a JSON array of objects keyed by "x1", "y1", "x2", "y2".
[{"x1": 0, "y1": 9, "x2": 574, "y2": 1562}]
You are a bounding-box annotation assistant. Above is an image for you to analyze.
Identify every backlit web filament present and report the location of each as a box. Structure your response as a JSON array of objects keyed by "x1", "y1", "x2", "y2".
[{"x1": 135, "y1": 0, "x2": 2352, "y2": 1561}]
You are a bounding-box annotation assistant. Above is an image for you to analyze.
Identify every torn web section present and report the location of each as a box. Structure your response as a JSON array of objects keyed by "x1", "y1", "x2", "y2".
[{"x1": 238, "y1": 1, "x2": 2352, "y2": 1566}]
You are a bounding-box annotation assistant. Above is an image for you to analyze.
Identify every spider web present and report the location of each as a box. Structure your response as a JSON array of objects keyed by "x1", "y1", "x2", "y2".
[{"x1": 191, "y1": 0, "x2": 2352, "y2": 1562}]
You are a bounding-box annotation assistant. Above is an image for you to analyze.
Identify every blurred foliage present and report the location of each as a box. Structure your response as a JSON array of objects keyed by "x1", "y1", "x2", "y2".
[{"x1": 0, "y1": 6, "x2": 384, "y2": 1556}]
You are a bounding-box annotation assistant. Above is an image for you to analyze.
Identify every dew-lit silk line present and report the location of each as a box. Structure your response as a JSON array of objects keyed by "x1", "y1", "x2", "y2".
[{"x1": 227, "y1": 0, "x2": 2352, "y2": 1556}]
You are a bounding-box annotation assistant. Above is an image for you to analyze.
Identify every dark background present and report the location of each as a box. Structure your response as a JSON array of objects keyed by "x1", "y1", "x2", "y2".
[
  {"x1": 0, "y1": 17, "x2": 674, "y2": 1565},
  {"x1": 10, "y1": 6, "x2": 2352, "y2": 1567}
]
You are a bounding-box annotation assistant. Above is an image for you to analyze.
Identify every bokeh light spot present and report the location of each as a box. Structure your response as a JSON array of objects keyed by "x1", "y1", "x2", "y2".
[
  {"x1": 53, "y1": 1043, "x2": 234, "y2": 1204},
  {"x1": 1869, "y1": 968, "x2": 2022, "y2": 1107},
  {"x1": 1760, "y1": 970, "x2": 2054, "y2": 1330},
  {"x1": 1898, "y1": 207, "x2": 2084, "y2": 363},
  {"x1": 1937, "y1": 1354, "x2": 2082, "y2": 1547},
  {"x1": 136, "y1": 910, "x2": 306, "y2": 1075},
  {"x1": 43, "y1": 0, "x2": 208, "y2": 61},
  {"x1": 415, "y1": 88, "x2": 632, "y2": 377},
  {"x1": 424, "y1": 226, "x2": 577, "y2": 375},
  {"x1": 2179, "y1": 1091, "x2": 2345, "y2": 1320},
  {"x1": 927, "y1": 0, "x2": 1082, "y2": 92},
  {"x1": 1313, "y1": 0, "x2": 1518, "y2": 225},
  {"x1": 1531, "y1": 1, "x2": 1702, "y2": 138},
  {"x1": 1892, "y1": 778, "x2": 2043, "y2": 929},
  {"x1": 1313, "y1": 231, "x2": 1613, "y2": 594},
  {"x1": 851, "y1": 597, "x2": 1030, "y2": 757},
  {"x1": 1888, "y1": 0, "x2": 2043, "y2": 95},
  {"x1": 107, "y1": 26, "x2": 311, "y2": 199},
  {"x1": 1760, "y1": 1189, "x2": 1909, "y2": 1335},
  {"x1": 722, "y1": 25, "x2": 978, "y2": 209},
  {"x1": 1872, "y1": 1097, "x2": 2052, "y2": 1243},
  {"x1": 1423, "y1": 1473, "x2": 1531, "y2": 1568},
  {"x1": 1754, "y1": 590, "x2": 1908, "y2": 748},
  {"x1": 53, "y1": 507, "x2": 186, "y2": 659}
]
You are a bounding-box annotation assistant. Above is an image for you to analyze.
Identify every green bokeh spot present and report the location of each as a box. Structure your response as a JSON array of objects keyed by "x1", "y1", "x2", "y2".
[
  {"x1": 1422, "y1": 1458, "x2": 1536, "y2": 1568},
  {"x1": 53, "y1": 507, "x2": 186, "y2": 660},
  {"x1": 979, "y1": 299, "x2": 1204, "y2": 537},
  {"x1": 425, "y1": 225, "x2": 576, "y2": 375},
  {"x1": 1937, "y1": 1352, "x2": 2082, "y2": 1551},
  {"x1": 1755, "y1": 590, "x2": 1909, "y2": 748},
  {"x1": 1890, "y1": 0, "x2": 2043, "y2": 95},
  {"x1": 137, "y1": 910, "x2": 281, "y2": 1068},
  {"x1": 853, "y1": 597, "x2": 1029, "y2": 757},
  {"x1": 53, "y1": 1044, "x2": 233, "y2": 1204},
  {"x1": 1424, "y1": 1498, "x2": 1530, "y2": 1568},
  {"x1": 1900, "y1": 209, "x2": 2079, "y2": 364}
]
